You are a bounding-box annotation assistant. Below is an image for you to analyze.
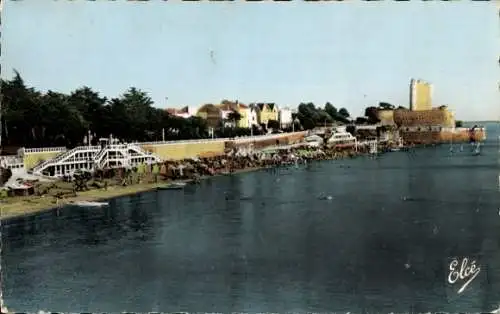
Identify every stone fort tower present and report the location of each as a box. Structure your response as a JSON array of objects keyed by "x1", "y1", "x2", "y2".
[{"x1": 409, "y1": 79, "x2": 433, "y2": 111}]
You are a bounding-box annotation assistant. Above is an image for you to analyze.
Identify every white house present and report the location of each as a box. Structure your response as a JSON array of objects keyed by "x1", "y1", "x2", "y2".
[
  {"x1": 217, "y1": 101, "x2": 239, "y2": 128},
  {"x1": 248, "y1": 104, "x2": 260, "y2": 128},
  {"x1": 166, "y1": 106, "x2": 197, "y2": 119},
  {"x1": 278, "y1": 107, "x2": 293, "y2": 129}
]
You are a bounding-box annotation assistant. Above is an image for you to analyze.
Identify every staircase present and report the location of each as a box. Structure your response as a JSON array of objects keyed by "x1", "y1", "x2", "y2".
[
  {"x1": 94, "y1": 147, "x2": 107, "y2": 168},
  {"x1": 31, "y1": 149, "x2": 74, "y2": 173},
  {"x1": 30, "y1": 143, "x2": 162, "y2": 178},
  {"x1": 31, "y1": 145, "x2": 101, "y2": 174}
]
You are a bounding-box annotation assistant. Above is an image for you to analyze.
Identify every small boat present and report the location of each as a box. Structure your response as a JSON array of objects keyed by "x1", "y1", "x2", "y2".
[
  {"x1": 157, "y1": 182, "x2": 187, "y2": 190},
  {"x1": 73, "y1": 201, "x2": 108, "y2": 207}
]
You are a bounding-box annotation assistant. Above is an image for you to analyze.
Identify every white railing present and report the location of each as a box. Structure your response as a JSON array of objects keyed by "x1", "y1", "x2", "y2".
[
  {"x1": 20, "y1": 132, "x2": 309, "y2": 153},
  {"x1": 32, "y1": 145, "x2": 101, "y2": 173},
  {"x1": 32, "y1": 150, "x2": 73, "y2": 173},
  {"x1": 27, "y1": 132, "x2": 307, "y2": 174},
  {"x1": 93, "y1": 148, "x2": 107, "y2": 165},
  {"x1": 97, "y1": 144, "x2": 158, "y2": 169},
  {"x1": 60, "y1": 157, "x2": 95, "y2": 163},
  {"x1": 137, "y1": 132, "x2": 307, "y2": 146},
  {"x1": 128, "y1": 144, "x2": 161, "y2": 161},
  {"x1": 136, "y1": 137, "x2": 227, "y2": 146},
  {"x1": 234, "y1": 132, "x2": 307, "y2": 143},
  {"x1": 22, "y1": 146, "x2": 67, "y2": 154}
]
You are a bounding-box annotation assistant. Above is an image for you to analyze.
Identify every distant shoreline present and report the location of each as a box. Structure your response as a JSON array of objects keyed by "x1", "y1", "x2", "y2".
[{"x1": 464, "y1": 121, "x2": 498, "y2": 124}]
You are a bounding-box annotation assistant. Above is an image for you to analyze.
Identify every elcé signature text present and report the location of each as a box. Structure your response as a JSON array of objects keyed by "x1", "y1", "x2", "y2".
[{"x1": 448, "y1": 257, "x2": 481, "y2": 294}]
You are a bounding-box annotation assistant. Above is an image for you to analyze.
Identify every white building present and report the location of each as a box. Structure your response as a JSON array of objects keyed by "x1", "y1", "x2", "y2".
[
  {"x1": 217, "y1": 101, "x2": 239, "y2": 128},
  {"x1": 278, "y1": 107, "x2": 293, "y2": 129},
  {"x1": 166, "y1": 106, "x2": 197, "y2": 119},
  {"x1": 248, "y1": 105, "x2": 260, "y2": 128}
]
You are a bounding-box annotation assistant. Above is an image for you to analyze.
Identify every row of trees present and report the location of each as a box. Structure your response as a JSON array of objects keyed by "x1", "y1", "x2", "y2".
[
  {"x1": 295, "y1": 102, "x2": 351, "y2": 130},
  {"x1": 1, "y1": 72, "x2": 359, "y2": 149},
  {"x1": 1, "y1": 72, "x2": 214, "y2": 148}
]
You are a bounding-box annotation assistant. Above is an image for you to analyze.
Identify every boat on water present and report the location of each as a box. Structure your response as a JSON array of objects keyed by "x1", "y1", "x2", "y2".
[
  {"x1": 157, "y1": 182, "x2": 187, "y2": 190},
  {"x1": 326, "y1": 127, "x2": 357, "y2": 148},
  {"x1": 304, "y1": 134, "x2": 324, "y2": 148},
  {"x1": 73, "y1": 201, "x2": 109, "y2": 207}
]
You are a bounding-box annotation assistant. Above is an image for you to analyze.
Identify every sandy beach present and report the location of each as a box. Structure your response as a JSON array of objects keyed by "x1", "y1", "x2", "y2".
[{"x1": 0, "y1": 165, "x2": 267, "y2": 222}]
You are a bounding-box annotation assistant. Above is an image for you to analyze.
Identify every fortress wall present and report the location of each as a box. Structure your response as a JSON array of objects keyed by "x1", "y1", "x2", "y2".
[
  {"x1": 376, "y1": 110, "x2": 395, "y2": 125},
  {"x1": 440, "y1": 128, "x2": 486, "y2": 142},
  {"x1": 393, "y1": 109, "x2": 454, "y2": 128},
  {"x1": 400, "y1": 131, "x2": 441, "y2": 145},
  {"x1": 401, "y1": 128, "x2": 486, "y2": 144}
]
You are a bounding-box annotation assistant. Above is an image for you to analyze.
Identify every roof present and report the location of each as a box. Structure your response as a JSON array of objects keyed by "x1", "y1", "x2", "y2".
[
  {"x1": 216, "y1": 100, "x2": 248, "y2": 111},
  {"x1": 254, "y1": 103, "x2": 276, "y2": 111},
  {"x1": 165, "y1": 106, "x2": 190, "y2": 115},
  {"x1": 197, "y1": 103, "x2": 221, "y2": 113}
]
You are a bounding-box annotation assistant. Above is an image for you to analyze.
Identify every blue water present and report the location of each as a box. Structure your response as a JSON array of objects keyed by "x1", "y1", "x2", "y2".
[{"x1": 2, "y1": 122, "x2": 500, "y2": 312}]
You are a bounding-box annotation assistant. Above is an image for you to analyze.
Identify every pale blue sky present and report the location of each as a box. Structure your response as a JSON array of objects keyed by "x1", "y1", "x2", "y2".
[{"x1": 2, "y1": 1, "x2": 498, "y2": 120}]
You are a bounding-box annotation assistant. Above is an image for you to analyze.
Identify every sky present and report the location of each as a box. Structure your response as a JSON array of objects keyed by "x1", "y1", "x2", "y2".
[{"x1": 2, "y1": 1, "x2": 499, "y2": 121}]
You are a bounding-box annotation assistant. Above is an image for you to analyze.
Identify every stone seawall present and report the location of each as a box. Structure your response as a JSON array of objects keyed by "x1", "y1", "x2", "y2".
[
  {"x1": 440, "y1": 128, "x2": 486, "y2": 142},
  {"x1": 227, "y1": 132, "x2": 306, "y2": 151},
  {"x1": 141, "y1": 132, "x2": 308, "y2": 160},
  {"x1": 401, "y1": 128, "x2": 486, "y2": 145},
  {"x1": 140, "y1": 140, "x2": 226, "y2": 160}
]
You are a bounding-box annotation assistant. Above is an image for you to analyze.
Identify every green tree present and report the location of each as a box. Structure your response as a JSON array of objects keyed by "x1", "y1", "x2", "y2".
[
  {"x1": 120, "y1": 87, "x2": 155, "y2": 141},
  {"x1": 267, "y1": 119, "x2": 280, "y2": 130},
  {"x1": 338, "y1": 108, "x2": 350, "y2": 119},
  {"x1": 297, "y1": 102, "x2": 318, "y2": 130},
  {"x1": 324, "y1": 102, "x2": 338, "y2": 119},
  {"x1": 364, "y1": 106, "x2": 380, "y2": 124},
  {"x1": 41, "y1": 91, "x2": 87, "y2": 147},
  {"x1": 227, "y1": 110, "x2": 242, "y2": 127},
  {"x1": 1, "y1": 70, "x2": 44, "y2": 146},
  {"x1": 355, "y1": 117, "x2": 368, "y2": 125},
  {"x1": 68, "y1": 86, "x2": 107, "y2": 138},
  {"x1": 455, "y1": 120, "x2": 463, "y2": 127},
  {"x1": 378, "y1": 102, "x2": 395, "y2": 110}
]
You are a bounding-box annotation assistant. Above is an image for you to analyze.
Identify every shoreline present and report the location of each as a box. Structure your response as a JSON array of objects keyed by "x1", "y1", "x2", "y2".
[
  {"x1": 0, "y1": 165, "x2": 271, "y2": 223},
  {"x1": 0, "y1": 143, "x2": 384, "y2": 223}
]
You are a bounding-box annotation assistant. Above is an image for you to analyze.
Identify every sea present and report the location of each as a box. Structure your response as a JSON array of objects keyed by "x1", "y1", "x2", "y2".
[{"x1": 2, "y1": 122, "x2": 500, "y2": 313}]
